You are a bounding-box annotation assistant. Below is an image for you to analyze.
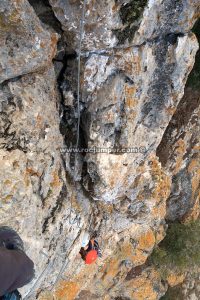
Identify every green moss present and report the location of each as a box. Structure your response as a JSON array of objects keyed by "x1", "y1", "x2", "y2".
[
  {"x1": 46, "y1": 188, "x2": 53, "y2": 198},
  {"x1": 119, "y1": 0, "x2": 147, "y2": 25},
  {"x1": 186, "y1": 18, "x2": 200, "y2": 89},
  {"x1": 150, "y1": 220, "x2": 200, "y2": 277},
  {"x1": 160, "y1": 285, "x2": 183, "y2": 300},
  {"x1": 114, "y1": 0, "x2": 147, "y2": 44},
  {"x1": 120, "y1": 0, "x2": 147, "y2": 25},
  {"x1": 113, "y1": 25, "x2": 138, "y2": 44}
]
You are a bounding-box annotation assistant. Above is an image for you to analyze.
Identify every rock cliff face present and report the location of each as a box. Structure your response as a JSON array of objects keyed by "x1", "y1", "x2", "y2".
[{"x1": 0, "y1": 0, "x2": 200, "y2": 299}]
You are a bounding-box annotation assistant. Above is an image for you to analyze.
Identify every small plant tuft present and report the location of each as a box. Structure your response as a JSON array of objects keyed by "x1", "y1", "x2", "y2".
[
  {"x1": 160, "y1": 285, "x2": 183, "y2": 300},
  {"x1": 150, "y1": 220, "x2": 200, "y2": 276},
  {"x1": 114, "y1": 0, "x2": 147, "y2": 44},
  {"x1": 187, "y1": 18, "x2": 200, "y2": 89}
]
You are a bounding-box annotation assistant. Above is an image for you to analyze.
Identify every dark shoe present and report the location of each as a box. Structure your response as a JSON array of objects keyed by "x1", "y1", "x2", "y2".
[{"x1": 1, "y1": 290, "x2": 22, "y2": 300}]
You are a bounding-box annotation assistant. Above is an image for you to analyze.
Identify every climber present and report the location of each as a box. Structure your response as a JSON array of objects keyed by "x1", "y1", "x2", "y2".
[
  {"x1": 0, "y1": 226, "x2": 35, "y2": 300},
  {"x1": 79, "y1": 232, "x2": 102, "y2": 264}
]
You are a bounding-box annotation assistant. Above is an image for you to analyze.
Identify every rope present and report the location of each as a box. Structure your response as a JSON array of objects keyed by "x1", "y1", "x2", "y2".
[
  {"x1": 68, "y1": 0, "x2": 86, "y2": 226},
  {"x1": 76, "y1": 0, "x2": 86, "y2": 150}
]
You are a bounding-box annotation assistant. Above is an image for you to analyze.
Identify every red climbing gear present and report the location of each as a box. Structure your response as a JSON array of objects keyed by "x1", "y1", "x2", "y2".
[{"x1": 85, "y1": 250, "x2": 98, "y2": 265}]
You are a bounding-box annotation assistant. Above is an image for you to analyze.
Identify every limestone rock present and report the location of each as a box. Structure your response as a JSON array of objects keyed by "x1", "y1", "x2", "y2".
[
  {"x1": 0, "y1": 0, "x2": 58, "y2": 83},
  {"x1": 0, "y1": 0, "x2": 199, "y2": 299},
  {"x1": 48, "y1": 0, "x2": 200, "y2": 51},
  {"x1": 49, "y1": 0, "x2": 122, "y2": 51},
  {"x1": 157, "y1": 86, "x2": 200, "y2": 222},
  {"x1": 134, "y1": 0, "x2": 200, "y2": 44},
  {"x1": 80, "y1": 34, "x2": 198, "y2": 202}
]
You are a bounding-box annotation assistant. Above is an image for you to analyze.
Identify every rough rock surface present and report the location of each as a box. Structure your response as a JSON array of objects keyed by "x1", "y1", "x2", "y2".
[
  {"x1": 0, "y1": 0, "x2": 200, "y2": 299},
  {"x1": 0, "y1": 0, "x2": 58, "y2": 83},
  {"x1": 157, "y1": 87, "x2": 200, "y2": 222}
]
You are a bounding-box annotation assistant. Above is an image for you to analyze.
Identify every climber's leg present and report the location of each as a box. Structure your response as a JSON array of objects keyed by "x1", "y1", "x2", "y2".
[
  {"x1": 0, "y1": 227, "x2": 34, "y2": 297},
  {"x1": 0, "y1": 227, "x2": 24, "y2": 252}
]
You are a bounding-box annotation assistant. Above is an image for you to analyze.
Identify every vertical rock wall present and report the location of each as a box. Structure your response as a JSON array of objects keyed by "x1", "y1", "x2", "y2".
[{"x1": 0, "y1": 0, "x2": 199, "y2": 299}]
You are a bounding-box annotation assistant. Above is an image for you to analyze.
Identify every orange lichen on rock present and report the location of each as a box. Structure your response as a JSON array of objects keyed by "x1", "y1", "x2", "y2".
[
  {"x1": 166, "y1": 105, "x2": 176, "y2": 116},
  {"x1": 182, "y1": 195, "x2": 200, "y2": 223},
  {"x1": 26, "y1": 168, "x2": 40, "y2": 177},
  {"x1": 129, "y1": 249, "x2": 148, "y2": 266},
  {"x1": 138, "y1": 230, "x2": 156, "y2": 251},
  {"x1": 131, "y1": 231, "x2": 156, "y2": 265},
  {"x1": 131, "y1": 279, "x2": 157, "y2": 300},
  {"x1": 50, "y1": 170, "x2": 61, "y2": 188},
  {"x1": 152, "y1": 202, "x2": 166, "y2": 220},
  {"x1": 188, "y1": 159, "x2": 200, "y2": 199},
  {"x1": 125, "y1": 268, "x2": 163, "y2": 300},
  {"x1": 118, "y1": 230, "x2": 156, "y2": 266},
  {"x1": 125, "y1": 85, "x2": 137, "y2": 108},
  {"x1": 166, "y1": 272, "x2": 185, "y2": 287},
  {"x1": 181, "y1": 155, "x2": 200, "y2": 222},
  {"x1": 54, "y1": 281, "x2": 80, "y2": 300},
  {"x1": 149, "y1": 156, "x2": 171, "y2": 203},
  {"x1": 101, "y1": 259, "x2": 120, "y2": 283},
  {"x1": 187, "y1": 157, "x2": 199, "y2": 173},
  {"x1": 172, "y1": 139, "x2": 186, "y2": 175},
  {"x1": 50, "y1": 33, "x2": 59, "y2": 61},
  {"x1": 123, "y1": 50, "x2": 141, "y2": 75},
  {"x1": 119, "y1": 242, "x2": 138, "y2": 262}
]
